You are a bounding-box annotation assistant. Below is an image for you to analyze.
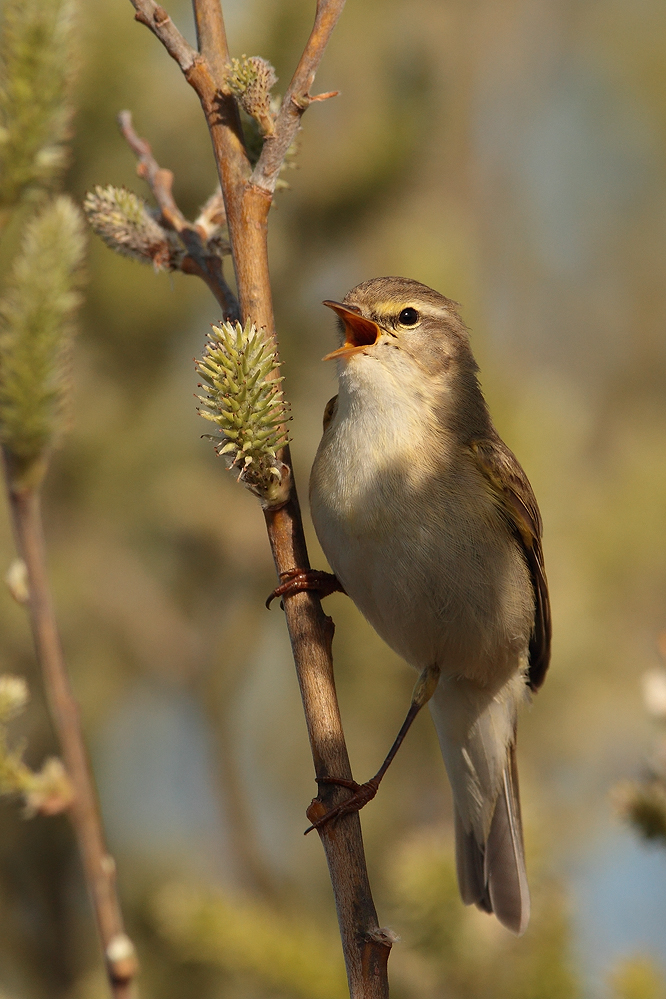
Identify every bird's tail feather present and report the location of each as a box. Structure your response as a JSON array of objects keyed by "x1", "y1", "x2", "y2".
[
  {"x1": 430, "y1": 674, "x2": 530, "y2": 935},
  {"x1": 454, "y1": 741, "x2": 529, "y2": 934}
]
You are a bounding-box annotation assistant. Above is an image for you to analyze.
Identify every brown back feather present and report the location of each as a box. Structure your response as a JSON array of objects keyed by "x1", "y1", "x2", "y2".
[{"x1": 471, "y1": 435, "x2": 551, "y2": 691}]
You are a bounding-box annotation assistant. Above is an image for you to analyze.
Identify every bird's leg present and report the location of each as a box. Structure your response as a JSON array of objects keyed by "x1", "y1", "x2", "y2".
[
  {"x1": 266, "y1": 568, "x2": 345, "y2": 609},
  {"x1": 305, "y1": 662, "x2": 441, "y2": 833}
]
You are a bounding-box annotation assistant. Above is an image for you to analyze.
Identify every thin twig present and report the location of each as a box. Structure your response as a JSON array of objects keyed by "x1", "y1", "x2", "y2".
[
  {"x1": 4, "y1": 467, "x2": 137, "y2": 999},
  {"x1": 117, "y1": 110, "x2": 190, "y2": 230},
  {"x1": 129, "y1": 0, "x2": 391, "y2": 994},
  {"x1": 252, "y1": 0, "x2": 344, "y2": 194},
  {"x1": 131, "y1": 0, "x2": 198, "y2": 73},
  {"x1": 117, "y1": 110, "x2": 239, "y2": 320},
  {"x1": 192, "y1": 0, "x2": 230, "y2": 86}
]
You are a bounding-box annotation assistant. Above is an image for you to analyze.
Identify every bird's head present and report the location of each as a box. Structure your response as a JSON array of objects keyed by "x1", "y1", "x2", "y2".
[
  {"x1": 323, "y1": 276, "x2": 474, "y2": 380},
  {"x1": 322, "y1": 277, "x2": 489, "y2": 438}
]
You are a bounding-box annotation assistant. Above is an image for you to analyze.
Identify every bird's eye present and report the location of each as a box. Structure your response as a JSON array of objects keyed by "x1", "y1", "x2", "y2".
[{"x1": 398, "y1": 307, "x2": 419, "y2": 326}]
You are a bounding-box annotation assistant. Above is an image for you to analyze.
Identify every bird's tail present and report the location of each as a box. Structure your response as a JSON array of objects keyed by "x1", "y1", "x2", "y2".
[{"x1": 429, "y1": 673, "x2": 530, "y2": 935}]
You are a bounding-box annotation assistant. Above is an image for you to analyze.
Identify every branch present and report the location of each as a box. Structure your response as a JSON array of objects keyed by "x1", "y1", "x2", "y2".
[
  {"x1": 4, "y1": 472, "x2": 137, "y2": 999},
  {"x1": 117, "y1": 110, "x2": 189, "y2": 229},
  {"x1": 131, "y1": 0, "x2": 198, "y2": 74},
  {"x1": 129, "y1": 0, "x2": 248, "y2": 176},
  {"x1": 117, "y1": 110, "x2": 239, "y2": 320},
  {"x1": 131, "y1": 1, "x2": 391, "y2": 994},
  {"x1": 251, "y1": 0, "x2": 344, "y2": 194},
  {"x1": 192, "y1": 0, "x2": 231, "y2": 86}
]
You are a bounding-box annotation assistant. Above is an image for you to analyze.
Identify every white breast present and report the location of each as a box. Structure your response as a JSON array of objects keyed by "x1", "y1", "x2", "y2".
[{"x1": 310, "y1": 354, "x2": 533, "y2": 681}]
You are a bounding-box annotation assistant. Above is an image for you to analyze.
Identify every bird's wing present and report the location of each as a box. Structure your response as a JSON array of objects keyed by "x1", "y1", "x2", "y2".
[
  {"x1": 470, "y1": 436, "x2": 551, "y2": 691},
  {"x1": 322, "y1": 394, "x2": 338, "y2": 432}
]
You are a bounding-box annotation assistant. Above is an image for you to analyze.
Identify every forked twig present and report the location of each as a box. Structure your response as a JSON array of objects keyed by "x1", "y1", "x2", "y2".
[
  {"x1": 128, "y1": 0, "x2": 391, "y2": 994},
  {"x1": 117, "y1": 110, "x2": 239, "y2": 320},
  {"x1": 251, "y1": 0, "x2": 345, "y2": 194}
]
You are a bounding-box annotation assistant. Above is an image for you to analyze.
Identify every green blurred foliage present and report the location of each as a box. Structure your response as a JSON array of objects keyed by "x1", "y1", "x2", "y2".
[
  {"x1": 385, "y1": 828, "x2": 578, "y2": 999},
  {"x1": 0, "y1": 0, "x2": 664, "y2": 997},
  {"x1": 0, "y1": 196, "x2": 85, "y2": 476},
  {"x1": 0, "y1": 0, "x2": 74, "y2": 220},
  {"x1": 611, "y1": 957, "x2": 666, "y2": 999},
  {"x1": 153, "y1": 881, "x2": 348, "y2": 999}
]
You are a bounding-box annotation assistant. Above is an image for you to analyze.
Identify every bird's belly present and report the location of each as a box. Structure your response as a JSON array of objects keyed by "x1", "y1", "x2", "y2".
[
  {"x1": 311, "y1": 477, "x2": 531, "y2": 684},
  {"x1": 321, "y1": 522, "x2": 448, "y2": 667},
  {"x1": 309, "y1": 374, "x2": 533, "y2": 684}
]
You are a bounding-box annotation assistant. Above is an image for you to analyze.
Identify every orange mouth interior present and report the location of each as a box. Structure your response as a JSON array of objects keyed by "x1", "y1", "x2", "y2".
[{"x1": 322, "y1": 300, "x2": 381, "y2": 360}]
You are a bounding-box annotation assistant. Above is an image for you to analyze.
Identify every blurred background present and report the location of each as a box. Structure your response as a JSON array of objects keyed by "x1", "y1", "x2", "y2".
[{"x1": 1, "y1": 0, "x2": 666, "y2": 996}]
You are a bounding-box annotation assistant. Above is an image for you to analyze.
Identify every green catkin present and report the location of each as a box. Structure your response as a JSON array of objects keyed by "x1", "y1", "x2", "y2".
[
  {"x1": 226, "y1": 55, "x2": 277, "y2": 136},
  {"x1": 196, "y1": 319, "x2": 290, "y2": 505}
]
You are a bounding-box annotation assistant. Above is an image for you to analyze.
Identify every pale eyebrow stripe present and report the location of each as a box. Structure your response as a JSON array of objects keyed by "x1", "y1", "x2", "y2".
[{"x1": 373, "y1": 302, "x2": 451, "y2": 322}]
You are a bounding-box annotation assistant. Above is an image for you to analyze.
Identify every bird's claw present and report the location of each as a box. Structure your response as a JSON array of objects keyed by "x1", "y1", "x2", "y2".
[
  {"x1": 304, "y1": 775, "x2": 380, "y2": 834},
  {"x1": 265, "y1": 568, "x2": 344, "y2": 609}
]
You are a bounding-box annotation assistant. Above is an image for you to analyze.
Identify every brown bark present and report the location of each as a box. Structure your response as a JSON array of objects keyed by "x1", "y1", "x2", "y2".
[{"x1": 128, "y1": 0, "x2": 392, "y2": 993}]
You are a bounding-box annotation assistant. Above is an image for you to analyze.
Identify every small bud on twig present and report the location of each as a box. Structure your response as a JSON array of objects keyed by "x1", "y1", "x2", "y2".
[
  {"x1": 194, "y1": 187, "x2": 227, "y2": 238},
  {"x1": 105, "y1": 932, "x2": 139, "y2": 982},
  {"x1": 196, "y1": 319, "x2": 291, "y2": 508},
  {"x1": 23, "y1": 756, "x2": 74, "y2": 816},
  {"x1": 642, "y1": 668, "x2": 666, "y2": 721},
  {"x1": 0, "y1": 674, "x2": 29, "y2": 721},
  {"x1": 5, "y1": 557, "x2": 29, "y2": 603}
]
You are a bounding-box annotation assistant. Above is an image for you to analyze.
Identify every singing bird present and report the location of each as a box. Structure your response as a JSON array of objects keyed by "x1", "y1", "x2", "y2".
[{"x1": 306, "y1": 277, "x2": 551, "y2": 935}]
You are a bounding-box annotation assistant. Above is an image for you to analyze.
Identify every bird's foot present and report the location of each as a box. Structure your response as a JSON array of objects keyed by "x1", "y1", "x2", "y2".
[
  {"x1": 265, "y1": 568, "x2": 344, "y2": 609},
  {"x1": 304, "y1": 775, "x2": 380, "y2": 834}
]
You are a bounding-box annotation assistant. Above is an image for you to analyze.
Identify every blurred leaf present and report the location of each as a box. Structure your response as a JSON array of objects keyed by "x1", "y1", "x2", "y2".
[{"x1": 611, "y1": 956, "x2": 666, "y2": 999}]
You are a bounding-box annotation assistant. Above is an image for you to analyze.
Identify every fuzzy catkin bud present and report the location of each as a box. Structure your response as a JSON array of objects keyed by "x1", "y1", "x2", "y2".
[
  {"x1": 83, "y1": 186, "x2": 184, "y2": 271},
  {"x1": 195, "y1": 319, "x2": 291, "y2": 508},
  {"x1": 227, "y1": 56, "x2": 277, "y2": 136},
  {"x1": 0, "y1": 195, "x2": 85, "y2": 480}
]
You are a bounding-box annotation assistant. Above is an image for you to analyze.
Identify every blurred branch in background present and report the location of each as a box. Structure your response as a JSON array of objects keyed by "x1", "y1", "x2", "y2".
[
  {"x1": 143, "y1": 828, "x2": 579, "y2": 999},
  {"x1": 0, "y1": 0, "x2": 136, "y2": 995}
]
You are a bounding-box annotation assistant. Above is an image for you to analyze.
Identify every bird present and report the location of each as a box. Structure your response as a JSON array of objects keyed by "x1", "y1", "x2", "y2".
[{"x1": 303, "y1": 276, "x2": 551, "y2": 936}]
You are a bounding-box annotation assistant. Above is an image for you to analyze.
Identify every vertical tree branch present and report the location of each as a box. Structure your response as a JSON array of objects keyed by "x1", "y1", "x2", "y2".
[
  {"x1": 191, "y1": 0, "x2": 230, "y2": 83},
  {"x1": 128, "y1": 0, "x2": 391, "y2": 993},
  {"x1": 5, "y1": 471, "x2": 137, "y2": 999},
  {"x1": 252, "y1": 0, "x2": 345, "y2": 193}
]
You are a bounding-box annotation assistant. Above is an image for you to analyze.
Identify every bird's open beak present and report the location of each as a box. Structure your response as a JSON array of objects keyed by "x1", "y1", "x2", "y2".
[{"x1": 321, "y1": 300, "x2": 381, "y2": 360}]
